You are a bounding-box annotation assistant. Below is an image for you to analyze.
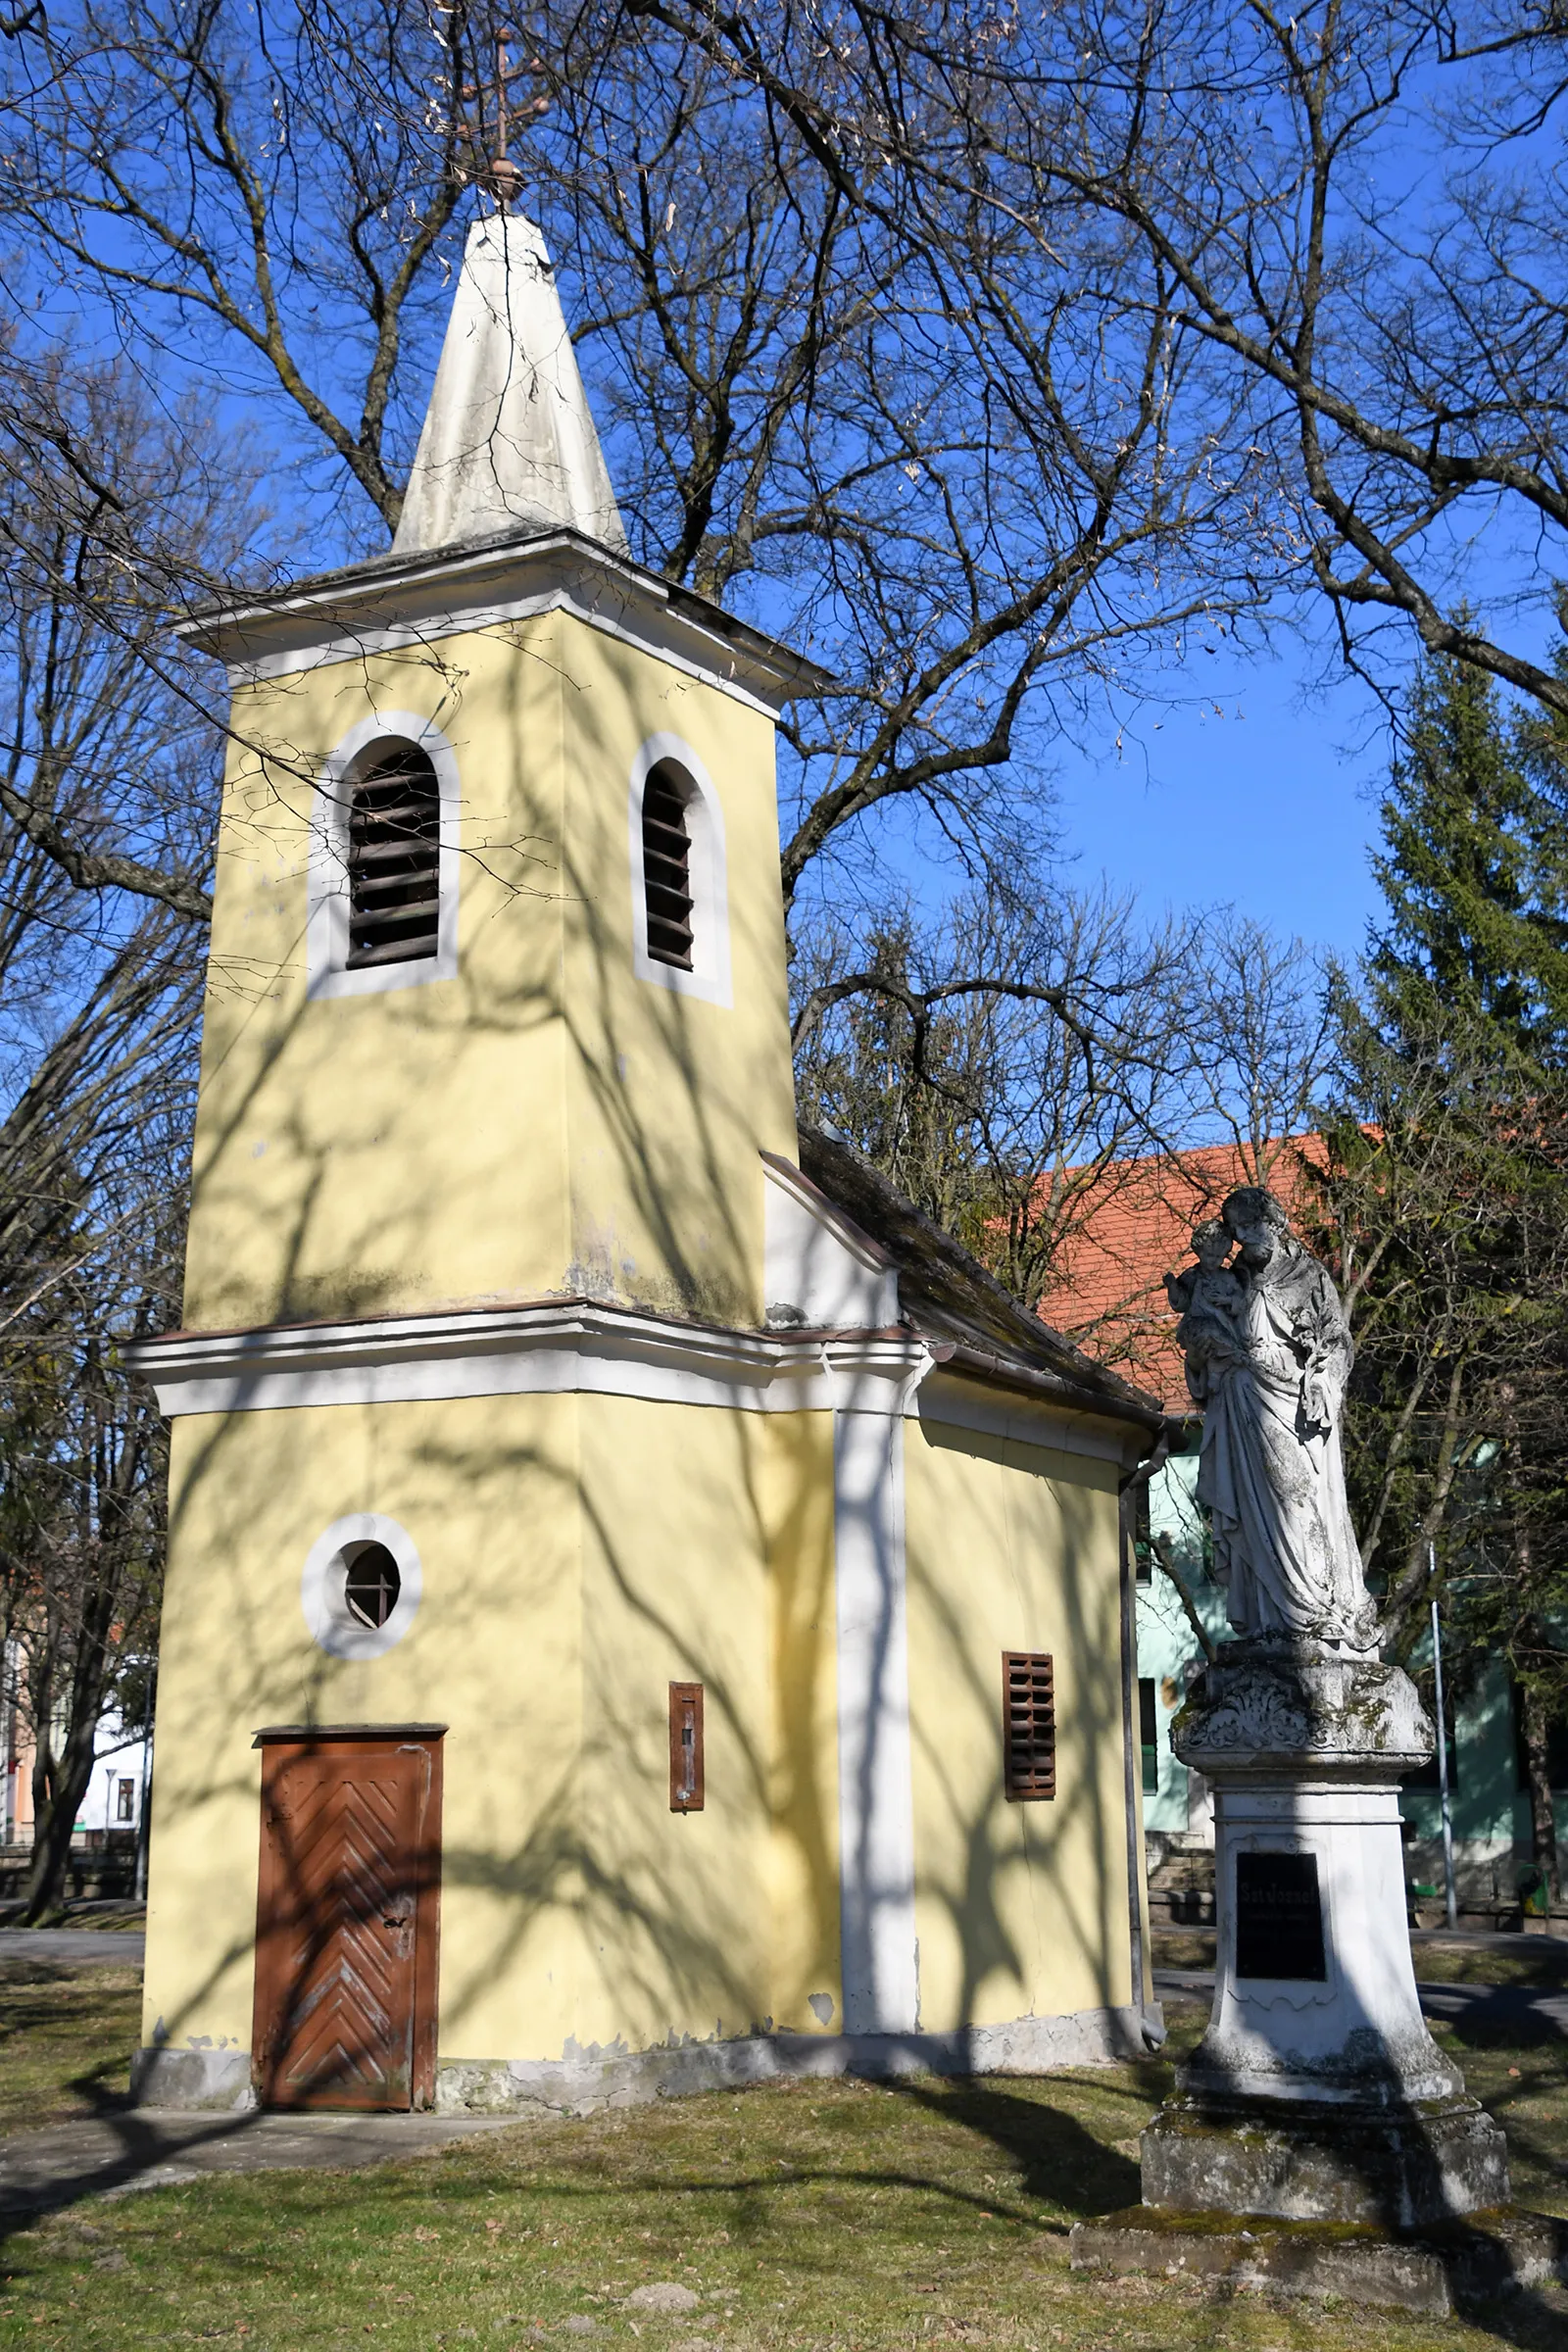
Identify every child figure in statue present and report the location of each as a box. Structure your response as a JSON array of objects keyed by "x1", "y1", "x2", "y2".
[{"x1": 1164, "y1": 1218, "x2": 1245, "y2": 1407}]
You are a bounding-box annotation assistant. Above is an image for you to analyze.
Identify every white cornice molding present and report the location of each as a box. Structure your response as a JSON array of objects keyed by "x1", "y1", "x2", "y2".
[
  {"x1": 122, "y1": 1298, "x2": 1137, "y2": 1462},
  {"x1": 177, "y1": 532, "x2": 831, "y2": 716},
  {"x1": 124, "y1": 1302, "x2": 911, "y2": 1418}
]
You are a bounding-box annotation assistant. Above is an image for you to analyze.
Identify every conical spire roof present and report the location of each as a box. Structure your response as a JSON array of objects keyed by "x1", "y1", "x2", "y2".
[{"x1": 393, "y1": 212, "x2": 628, "y2": 558}]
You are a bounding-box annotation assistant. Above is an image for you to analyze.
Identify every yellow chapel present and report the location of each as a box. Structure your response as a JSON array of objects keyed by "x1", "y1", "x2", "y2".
[{"x1": 126, "y1": 207, "x2": 1164, "y2": 2115}]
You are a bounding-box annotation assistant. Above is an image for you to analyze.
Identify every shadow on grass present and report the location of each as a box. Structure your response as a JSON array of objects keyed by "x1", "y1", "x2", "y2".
[
  {"x1": 1438, "y1": 2001, "x2": 1568, "y2": 2051},
  {"x1": 0, "y1": 1954, "x2": 277, "y2": 2256},
  {"x1": 0, "y1": 2100, "x2": 280, "y2": 2252},
  {"x1": 0, "y1": 1959, "x2": 140, "y2": 2134},
  {"x1": 1448, "y1": 2269, "x2": 1568, "y2": 2352},
  {"x1": 887, "y1": 2077, "x2": 1147, "y2": 2222}
]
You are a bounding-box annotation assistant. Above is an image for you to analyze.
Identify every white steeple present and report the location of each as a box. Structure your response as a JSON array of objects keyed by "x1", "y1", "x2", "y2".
[{"x1": 393, "y1": 212, "x2": 628, "y2": 558}]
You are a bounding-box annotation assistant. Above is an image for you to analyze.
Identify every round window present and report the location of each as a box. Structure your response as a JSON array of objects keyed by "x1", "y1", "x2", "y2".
[
  {"x1": 342, "y1": 1541, "x2": 401, "y2": 1629},
  {"x1": 300, "y1": 1515, "x2": 422, "y2": 1659}
]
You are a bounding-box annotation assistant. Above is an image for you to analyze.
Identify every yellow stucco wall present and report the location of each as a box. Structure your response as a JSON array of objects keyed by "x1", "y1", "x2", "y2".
[
  {"x1": 568, "y1": 1397, "x2": 841, "y2": 2050},
  {"x1": 903, "y1": 1418, "x2": 1133, "y2": 2033},
  {"x1": 183, "y1": 612, "x2": 797, "y2": 1335},
  {"x1": 142, "y1": 1384, "x2": 1141, "y2": 2074},
  {"x1": 141, "y1": 1390, "x2": 842, "y2": 2068}
]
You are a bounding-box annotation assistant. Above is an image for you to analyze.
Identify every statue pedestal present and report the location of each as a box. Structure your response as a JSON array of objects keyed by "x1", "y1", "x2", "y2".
[{"x1": 1143, "y1": 1641, "x2": 1508, "y2": 2228}]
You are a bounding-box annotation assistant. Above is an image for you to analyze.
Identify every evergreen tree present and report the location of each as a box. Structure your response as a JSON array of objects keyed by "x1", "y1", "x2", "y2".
[
  {"x1": 1328, "y1": 629, "x2": 1568, "y2": 1894},
  {"x1": 1369, "y1": 644, "x2": 1568, "y2": 1064}
]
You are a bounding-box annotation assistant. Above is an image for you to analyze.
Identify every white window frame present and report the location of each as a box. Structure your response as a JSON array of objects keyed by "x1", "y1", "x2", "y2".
[
  {"x1": 307, "y1": 711, "x2": 462, "y2": 1000},
  {"x1": 628, "y1": 732, "x2": 732, "y2": 1008},
  {"x1": 300, "y1": 1512, "x2": 424, "y2": 1661}
]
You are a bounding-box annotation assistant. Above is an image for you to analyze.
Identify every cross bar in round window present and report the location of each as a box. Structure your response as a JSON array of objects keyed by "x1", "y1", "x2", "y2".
[{"x1": 342, "y1": 1541, "x2": 403, "y2": 1630}]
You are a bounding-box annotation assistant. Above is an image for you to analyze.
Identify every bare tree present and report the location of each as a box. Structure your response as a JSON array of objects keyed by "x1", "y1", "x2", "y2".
[
  {"x1": 793, "y1": 875, "x2": 1330, "y2": 1344},
  {"x1": 8, "y1": 7, "x2": 1568, "y2": 931},
  {"x1": 1, "y1": 1158, "x2": 182, "y2": 1922},
  {"x1": 0, "y1": 0, "x2": 1276, "y2": 923},
  {"x1": 0, "y1": 889, "x2": 195, "y2": 1915},
  {"x1": 794, "y1": 876, "x2": 1195, "y2": 1296},
  {"x1": 640, "y1": 3, "x2": 1568, "y2": 719},
  {"x1": 1178, "y1": 917, "x2": 1336, "y2": 1180},
  {"x1": 0, "y1": 336, "x2": 260, "y2": 921},
  {"x1": 0, "y1": 355, "x2": 235, "y2": 1913}
]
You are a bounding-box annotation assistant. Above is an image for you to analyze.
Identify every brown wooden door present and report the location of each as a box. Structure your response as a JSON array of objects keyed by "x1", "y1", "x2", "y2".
[{"x1": 252, "y1": 1734, "x2": 442, "y2": 2110}]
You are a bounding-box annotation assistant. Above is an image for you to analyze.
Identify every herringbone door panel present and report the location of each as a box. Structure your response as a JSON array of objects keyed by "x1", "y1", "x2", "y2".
[{"x1": 253, "y1": 1740, "x2": 433, "y2": 2109}]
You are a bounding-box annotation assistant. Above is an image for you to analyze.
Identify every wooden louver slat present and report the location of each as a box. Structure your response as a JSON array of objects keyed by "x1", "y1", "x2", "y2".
[
  {"x1": 346, "y1": 746, "x2": 441, "y2": 970},
  {"x1": 1002, "y1": 1650, "x2": 1055, "y2": 1801},
  {"x1": 642, "y1": 765, "x2": 694, "y2": 968}
]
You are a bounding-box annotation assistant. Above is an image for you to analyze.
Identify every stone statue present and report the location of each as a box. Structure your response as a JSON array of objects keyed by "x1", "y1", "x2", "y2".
[
  {"x1": 1117, "y1": 1185, "x2": 1513, "y2": 2251},
  {"x1": 1165, "y1": 1185, "x2": 1378, "y2": 1652}
]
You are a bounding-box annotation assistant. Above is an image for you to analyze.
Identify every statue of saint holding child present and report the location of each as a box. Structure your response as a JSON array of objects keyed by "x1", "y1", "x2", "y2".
[{"x1": 1165, "y1": 1187, "x2": 1378, "y2": 1652}]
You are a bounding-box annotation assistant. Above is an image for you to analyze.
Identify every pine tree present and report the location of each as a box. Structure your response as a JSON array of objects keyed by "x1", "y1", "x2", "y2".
[
  {"x1": 1331, "y1": 629, "x2": 1568, "y2": 1895},
  {"x1": 1369, "y1": 645, "x2": 1568, "y2": 1064}
]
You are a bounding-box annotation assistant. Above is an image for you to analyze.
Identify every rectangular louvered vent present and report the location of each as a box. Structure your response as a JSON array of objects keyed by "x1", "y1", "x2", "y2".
[{"x1": 1003, "y1": 1651, "x2": 1055, "y2": 1801}]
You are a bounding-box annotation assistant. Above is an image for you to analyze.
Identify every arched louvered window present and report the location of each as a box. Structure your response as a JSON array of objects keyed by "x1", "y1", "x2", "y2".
[
  {"x1": 640, "y1": 761, "x2": 694, "y2": 970},
  {"x1": 346, "y1": 743, "x2": 442, "y2": 969},
  {"x1": 628, "y1": 734, "x2": 731, "y2": 1008}
]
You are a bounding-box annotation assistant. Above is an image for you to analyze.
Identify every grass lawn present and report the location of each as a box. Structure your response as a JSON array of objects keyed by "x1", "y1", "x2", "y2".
[
  {"x1": 1, "y1": 1972, "x2": 1566, "y2": 2349},
  {"x1": 1411, "y1": 1943, "x2": 1568, "y2": 1990},
  {"x1": 0, "y1": 1959, "x2": 141, "y2": 2136}
]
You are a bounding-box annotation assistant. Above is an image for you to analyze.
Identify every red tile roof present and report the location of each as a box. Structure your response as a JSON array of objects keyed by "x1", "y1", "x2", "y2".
[{"x1": 1034, "y1": 1137, "x2": 1326, "y2": 1413}]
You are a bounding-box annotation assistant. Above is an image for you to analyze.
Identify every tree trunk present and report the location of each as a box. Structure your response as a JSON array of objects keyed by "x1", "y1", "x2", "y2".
[
  {"x1": 22, "y1": 1730, "x2": 99, "y2": 1922},
  {"x1": 1519, "y1": 1682, "x2": 1562, "y2": 1905},
  {"x1": 22, "y1": 1577, "x2": 122, "y2": 1921}
]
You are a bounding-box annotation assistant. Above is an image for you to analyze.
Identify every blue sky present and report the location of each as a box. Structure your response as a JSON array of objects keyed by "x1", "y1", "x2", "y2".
[{"x1": 1052, "y1": 650, "x2": 1390, "y2": 965}]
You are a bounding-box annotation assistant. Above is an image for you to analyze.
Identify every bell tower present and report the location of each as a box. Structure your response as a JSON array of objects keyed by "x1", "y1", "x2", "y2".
[{"x1": 179, "y1": 209, "x2": 820, "y2": 1337}]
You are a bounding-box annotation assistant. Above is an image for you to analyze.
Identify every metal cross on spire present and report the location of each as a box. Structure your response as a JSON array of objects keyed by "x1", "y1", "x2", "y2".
[{"x1": 460, "y1": 23, "x2": 550, "y2": 208}]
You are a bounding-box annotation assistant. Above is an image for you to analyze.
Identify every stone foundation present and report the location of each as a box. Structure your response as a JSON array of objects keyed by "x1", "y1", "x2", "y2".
[
  {"x1": 434, "y1": 2007, "x2": 1158, "y2": 2118},
  {"x1": 1145, "y1": 1641, "x2": 1513, "y2": 2228},
  {"x1": 130, "y1": 2004, "x2": 1160, "y2": 2117},
  {"x1": 1143, "y1": 2091, "x2": 1511, "y2": 2230},
  {"x1": 130, "y1": 2046, "x2": 256, "y2": 2112},
  {"x1": 1070, "y1": 2204, "x2": 1568, "y2": 2319}
]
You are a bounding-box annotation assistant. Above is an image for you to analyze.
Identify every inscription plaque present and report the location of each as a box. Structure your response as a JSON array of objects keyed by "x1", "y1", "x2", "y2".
[{"x1": 1234, "y1": 1849, "x2": 1326, "y2": 1981}]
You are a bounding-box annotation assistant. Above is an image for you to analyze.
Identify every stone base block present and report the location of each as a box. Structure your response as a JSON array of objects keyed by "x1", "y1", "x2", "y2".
[
  {"x1": 1143, "y1": 2093, "x2": 1510, "y2": 2230},
  {"x1": 129, "y1": 2046, "x2": 257, "y2": 2112},
  {"x1": 1069, "y1": 2204, "x2": 1568, "y2": 2319}
]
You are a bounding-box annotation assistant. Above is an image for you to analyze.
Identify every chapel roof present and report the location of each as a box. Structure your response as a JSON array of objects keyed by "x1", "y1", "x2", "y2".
[{"x1": 796, "y1": 1123, "x2": 1164, "y2": 1432}]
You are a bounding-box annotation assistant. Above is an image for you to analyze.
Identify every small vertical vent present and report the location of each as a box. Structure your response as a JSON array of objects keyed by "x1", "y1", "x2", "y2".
[
  {"x1": 668, "y1": 1681, "x2": 705, "y2": 1812},
  {"x1": 346, "y1": 743, "x2": 441, "y2": 969},
  {"x1": 1003, "y1": 1650, "x2": 1055, "y2": 1801},
  {"x1": 1139, "y1": 1676, "x2": 1158, "y2": 1795},
  {"x1": 642, "y1": 764, "x2": 694, "y2": 969}
]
